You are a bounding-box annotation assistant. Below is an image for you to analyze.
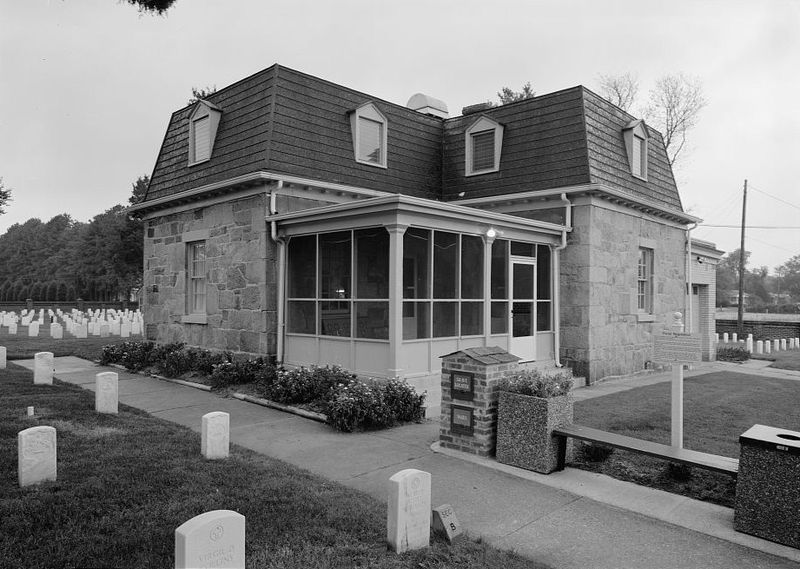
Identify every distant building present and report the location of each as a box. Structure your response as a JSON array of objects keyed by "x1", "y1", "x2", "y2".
[{"x1": 130, "y1": 64, "x2": 718, "y2": 412}]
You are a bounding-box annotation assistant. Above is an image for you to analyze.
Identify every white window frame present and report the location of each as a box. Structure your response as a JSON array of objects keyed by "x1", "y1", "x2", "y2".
[
  {"x1": 623, "y1": 120, "x2": 648, "y2": 181},
  {"x1": 637, "y1": 247, "x2": 654, "y2": 315},
  {"x1": 186, "y1": 240, "x2": 207, "y2": 319},
  {"x1": 188, "y1": 100, "x2": 222, "y2": 166},
  {"x1": 465, "y1": 116, "x2": 504, "y2": 176},
  {"x1": 350, "y1": 102, "x2": 388, "y2": 168}
]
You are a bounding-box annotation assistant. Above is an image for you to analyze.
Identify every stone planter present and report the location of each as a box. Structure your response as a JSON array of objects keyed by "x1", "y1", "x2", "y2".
[{"x1": 495, "y1": 391, "x2": 573, "y2": 474}]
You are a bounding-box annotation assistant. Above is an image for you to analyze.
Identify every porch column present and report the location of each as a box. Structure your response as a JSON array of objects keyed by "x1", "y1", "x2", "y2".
[
  {"x1": 482, "y1": 231, "x2": 497, "y2": 345},
  {"x1": 387, "y1": 224, "x2": 408, "y2": 378}
]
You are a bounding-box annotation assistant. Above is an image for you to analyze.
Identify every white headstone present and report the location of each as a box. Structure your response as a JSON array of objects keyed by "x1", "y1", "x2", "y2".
[
  {"x1": 33, "y1": 352, "x2": 54, "y2": 385},
  {"x1": 50, "y1": 323, "x2": 63, "y2": 340},
  {"x1": 723, "y1": 333, "x2": 729, "y2": 343},
  {"x1": 120, "y1": 322, "x2": 131, "y2": 338},
  {"x1": 18, "y1": 426, "x2": 57, "y2": 487},
  {"x1": 28, "y1": 322, "x2": 40, "y2": 337},
  {"x1": 387, "y1": 468, "x2": 431, "y2": 553},
  {"x1": 8, "y1": 322, "x2": 17, "y2": 335},
  {"x1": 201, "y1": 412, "x2": 230, "y2": 460},
  {"x1": 27, "y1": 406, "x2": 34, "y2": 417},
  {"x1": 75, "y1": 323, "x2": 88, "y2": 339},
  {"x1": 746, "y1": 337, "x2": 753, "y2": 353},
  {"x1": 756, "y1": 340, "x2": 763, "y2": 354},
  {"x1": 0, "y1": 346, "x2": 5, "y2": 369},
  {"x1": 175, "y1": 510, "x2": 245, "y2": 569},
  {"x1": 95, "y1": 372, "x2": 119, "y2": 414},
  {"x1": 732, "y1": 333, "x2": 738, "y2": 343},
  {"x1": 780, "y1": 339, "x2": 787, "y2": 351},
  {"x1": 765, "y1": 340, "x2": 772, "y2": 354},
  {"x1": 774, "y1": 339, "x2": 780, "y2": 352}
]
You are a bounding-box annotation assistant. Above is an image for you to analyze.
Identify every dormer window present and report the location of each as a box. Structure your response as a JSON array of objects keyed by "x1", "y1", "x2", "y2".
[
  {"x1": 465, "y1": 116, "x2": 503, "y2": 176},
  {"x1": 350, "y1": 103, "x2": 388, "y2": 168},
  {"x1": 188, "y1": 100, "x2": 222, "y2": 166},
  {"x1": 623, "y1": 120, "x2": 648, "y2": 181}
]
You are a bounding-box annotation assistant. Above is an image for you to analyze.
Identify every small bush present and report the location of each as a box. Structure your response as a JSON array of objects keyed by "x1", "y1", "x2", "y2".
[
  {"x1": 382, "y1": 378, "x2": 426, "y2": 423},
  {"x1": 210, "y1": 358, "x2": 273, "y2": 389},
  {"x1": 579, "y1": 442, "x2": 615, "y2": 462},
  {"x1": 497, "y1": 368, "x2": 573, "y2": 398},
  {"x1": 159, "y1": 349, "x2": 195, "y2": 378},
  {"x1": 326, "y1": 380, "x2": 391, "y2": 432},
  {"x1": 150, "y1": 342, "x2": 186, "y2": 371},
  {"x1": 187, "y1": 347, "x2": 231, "y2": 376},
  {"x1": 665, "y1": 462, "x2": 693, "y2": 481},
  {"x1": 99, "y1": 341, "x2": 156, "y2": 371},
  {"x1": 264, "y1": 365, "x2": 355, "y2": 405},
  {"x1": 716, "y1": 345, "x2": 750, "y2": 362}
]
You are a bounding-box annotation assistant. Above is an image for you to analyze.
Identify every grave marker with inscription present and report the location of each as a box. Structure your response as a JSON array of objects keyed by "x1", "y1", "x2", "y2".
[
  {"x1": 175, "y1": 509, "x2": 245, "y2": 569},
  {"x1": 18, "y1": 426, "x2": 57, "y2": 487},
  {"x1": 202, "y1": 412, "x2": 230, "y2": 460},
  {"x1": 0, "y1": 346, "x2": 5, "y2": 370},
  {"x1": 33, "y1": 352, "x2": 54, "y2": 385},
  {"x1": 431, "y1": 504, "x2": 463, "y2": 542},
  {"x1": 95, "y1": 372, "x2": 119, "y2": 414},
  {"x1": 387, "y1": 468, "x2": 431, "y2": 553}
]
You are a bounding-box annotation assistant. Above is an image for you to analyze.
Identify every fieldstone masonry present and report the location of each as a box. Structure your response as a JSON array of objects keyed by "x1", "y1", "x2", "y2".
[{"x1": 439, "y1": 347, "x2": 520, "y2": 457}]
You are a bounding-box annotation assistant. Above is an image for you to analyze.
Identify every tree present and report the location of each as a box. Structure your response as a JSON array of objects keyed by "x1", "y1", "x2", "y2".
[
  {"x1": 776, "y1": 254, "x2": 800, "y2": 300},
  {"x1": 595, "y1": 73, "x2": 706, "y2": 167},
  {"x1": 129, "y1": 175, "x2": 150, "y2": 205},
  {"x1": 0, "y1": 177, "x2": 11, "y2": 215},
  {"x1": 597, "y1": 73, "x2": 638, "y2": 112},
  {"x1": 497, "y1": 82, "x2": 535, "y2": 105},
  {"x1": 188, "y1": 86, "x2": 217, "y2": 105},
  {"x1": 124, "y1": 0, "x2": 177, "y2": 14},
  {"x1": 644, "y1": 74, "x2": 706, "y2": 167}
]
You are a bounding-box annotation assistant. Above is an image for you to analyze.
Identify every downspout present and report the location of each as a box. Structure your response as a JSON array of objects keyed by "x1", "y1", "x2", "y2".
[
  {"x1": 685, "y1": 222, "x2": 698, "y2": 334},
  {"x1": 269, "y1": 181, "x2": 285, "y2": 364},
  {"x1": 553, "y1": 193, "x2": 573, "y2": 367}
]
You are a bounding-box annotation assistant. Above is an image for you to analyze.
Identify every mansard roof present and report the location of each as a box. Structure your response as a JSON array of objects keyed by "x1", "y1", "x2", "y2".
[{"x1": 142, "y1": 64, "x2": 683, "y2": 215}]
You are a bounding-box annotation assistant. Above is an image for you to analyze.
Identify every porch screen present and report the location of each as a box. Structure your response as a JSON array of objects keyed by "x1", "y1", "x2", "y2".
[{"x1": 286, "y1": 229, "x2": 389, "y2": 340}]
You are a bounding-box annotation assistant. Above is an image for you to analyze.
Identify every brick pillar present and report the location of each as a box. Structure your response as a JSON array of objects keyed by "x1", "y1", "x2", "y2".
[{"x1": 439, "y1": 347, "x2": 520, "y2": 457}]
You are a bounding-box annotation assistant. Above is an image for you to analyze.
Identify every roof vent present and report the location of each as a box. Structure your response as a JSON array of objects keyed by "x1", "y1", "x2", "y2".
[
  {"x1": 406, "y1": 93, "x2": 449, "y2": 119},
  {"x1": 462, "y1": 102, "x2": 495, "y2": 116}
]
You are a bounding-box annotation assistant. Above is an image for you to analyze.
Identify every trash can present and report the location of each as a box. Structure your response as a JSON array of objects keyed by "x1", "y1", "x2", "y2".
[{"x1": 734, "y1": 424, "x2": 800, "y2": 549}]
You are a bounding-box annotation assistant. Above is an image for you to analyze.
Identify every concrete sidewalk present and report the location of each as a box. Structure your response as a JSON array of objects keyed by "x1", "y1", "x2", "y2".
[{"x1": 14, "y1": 357, "x2": 800, "y2": 569}]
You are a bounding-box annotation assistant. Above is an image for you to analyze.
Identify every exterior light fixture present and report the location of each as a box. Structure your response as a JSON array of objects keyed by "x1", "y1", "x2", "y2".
[{"x1": 486, "y1": 228, "x2": 497, "y2": 239}]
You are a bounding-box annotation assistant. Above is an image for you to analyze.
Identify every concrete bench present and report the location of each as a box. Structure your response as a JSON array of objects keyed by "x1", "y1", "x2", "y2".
[{"x1": 553, "y1": 424, "x2": 739, "y2": 478}]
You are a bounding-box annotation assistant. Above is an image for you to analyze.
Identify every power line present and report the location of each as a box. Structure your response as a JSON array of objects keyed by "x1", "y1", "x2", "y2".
[{"x1": 748, "y1": 185, "x2": 800, "y2": 212}]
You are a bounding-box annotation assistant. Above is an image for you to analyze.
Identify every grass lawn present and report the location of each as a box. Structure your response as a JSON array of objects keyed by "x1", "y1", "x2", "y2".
[
  {"x1": 1, "y1": 351, "x2": 551, "y2": 568},
  {"x1": 751, "y1": 348, "x2": 800, "y2": 371},
  {"x1": 572, "y1": 371, "x2": 800, "y2": 507},
  {"x1": 0, "y1": 325, "x2": 128, "y2": 361}
]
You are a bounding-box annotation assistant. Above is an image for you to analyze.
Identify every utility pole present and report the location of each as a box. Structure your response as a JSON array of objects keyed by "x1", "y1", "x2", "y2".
[{"x1": 737, "y1": 180, "x2": 747, "y2": 337}]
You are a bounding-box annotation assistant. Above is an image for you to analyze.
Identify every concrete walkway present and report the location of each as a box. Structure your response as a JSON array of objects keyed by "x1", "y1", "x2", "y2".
[{"x1": 13, "y1": 357, "x2": 800, "y2": 569}]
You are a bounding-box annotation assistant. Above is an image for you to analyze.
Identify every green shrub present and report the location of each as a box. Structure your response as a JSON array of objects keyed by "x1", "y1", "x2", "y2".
[
  {"x1": 665, "y1": 462, "x2": 693, "y2": 481},
  {"x1": 159, "y1": 349, "x2": 195, "y2": 378},
  {"x1": 579, "y1": 442, "x2": 614, "y2": 462},
  {"x1": 497, "y1": 368, "x2": 573, "y2": 398},
  {"x1": 210, "y1": 357, "x2": 273, "y2": 389},
  {"x1": 382, "y1": 378, "x2": 426, "y2": 423},
  {"x1": 716, "y1": 345, "x2": 750, "y2": 362},
  {"x1": 186, "y1": 347, "x2": 231, "y2": 375},
  {"x1": 150, "y1": 342, "x2": 186, "y2": 372},
  {"x1": 99, "y1": 341, "x2": 156, "y2": 371},
  {"x1": 263, "y1": 365, "x2": 355, "y2": 405}
]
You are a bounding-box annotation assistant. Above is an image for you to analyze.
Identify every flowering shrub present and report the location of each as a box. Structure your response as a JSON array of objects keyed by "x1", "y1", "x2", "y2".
[
  {"x1": 187, "y1": 347, "x2": 231, "y2": 376},
  {"x1": 497, "y1": 368, "x2": 573, "y2": 398},
  {"x1": 263, "y1": 365, "x2": 355, "y2": 405},
  {"x1": 325, "y1": 378, "x2": 426, "y2": 432},
  {"x1": 99, "y1": 341, "x2": 156, "y2": 372},
  {"x1": 716, "y1": 345, "x2": 750, "y2": 362},
  {"x1": 210, "y1": 357, "x2": 273, "y2": 389}
]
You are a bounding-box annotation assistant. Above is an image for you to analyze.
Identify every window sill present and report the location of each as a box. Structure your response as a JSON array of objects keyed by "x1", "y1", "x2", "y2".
[
  {"x1": 637, "y1": 313, "x2": 655, "y2": 323},
  {"x1": 188, "y1": 158, "x2": 211, "y2": 167},
  {"x1": 632, "y1": 172, "x2": 648, "y2": 182},
  {"x1": 465, "y1": 167, "x2": 499, "y2": 177},
  {"x1": 354, "y1": 158, "x2": 387, "y2": 169},
  {"x1": 182, "y1": 314, "x2": 208, "y2": 325}
]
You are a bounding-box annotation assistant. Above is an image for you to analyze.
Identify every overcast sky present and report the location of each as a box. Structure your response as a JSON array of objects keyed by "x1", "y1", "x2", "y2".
[{"x1": 1, "y1": 0, "x2": 799, "y2": 272}]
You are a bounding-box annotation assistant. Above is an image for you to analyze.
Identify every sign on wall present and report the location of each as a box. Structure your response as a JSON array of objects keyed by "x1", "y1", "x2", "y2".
[
  {"x1": 450, "y1": 371, "x2": 474, "y2": 401},
  {"x1": 450, "y1": 405, "x2": 474, "y2": 436}
]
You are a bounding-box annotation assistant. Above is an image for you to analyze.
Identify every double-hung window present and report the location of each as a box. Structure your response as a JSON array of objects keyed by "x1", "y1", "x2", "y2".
[
  {"x1": 187, "y1": 241, "x2": 206, "y2": 314},
  {"x1": 637, "y1": 247, "x2": 653, "y2": 313},
  {"x1": 623, "y1": 120, "x2": 648, "y2": 181},
  {"x1": 350, "y1": 103, "x2": 388, "y2": 168},
  {"x1": 187, "y1": 100, "x2": 222, "y2": 166},
  {"x1": 465, "y1": 116, "x2": 503, "y2": 176}
]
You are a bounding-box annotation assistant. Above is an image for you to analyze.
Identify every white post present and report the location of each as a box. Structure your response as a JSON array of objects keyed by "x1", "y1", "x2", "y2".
[
  {"x1": 671, "y1": 366, "x2": 684, "y2": 448},
  {"x1": 386, "y1": 224, "x2": 407, "y2": 379}
]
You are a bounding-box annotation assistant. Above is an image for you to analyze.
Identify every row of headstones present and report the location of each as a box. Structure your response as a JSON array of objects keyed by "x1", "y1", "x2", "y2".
[
  {"x1": 716, "y1": 333, "x2": 800, "y2": 354},
  {"x1": 173, "y1": 468, "x2": 459, "y2": 568},
  {"x1": 0, "y1": 308, "x2": 143, "y2": 339}
]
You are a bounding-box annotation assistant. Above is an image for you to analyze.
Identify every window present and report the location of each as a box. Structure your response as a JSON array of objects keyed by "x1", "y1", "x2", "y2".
[
  {"x1": 286, "y1": 229, "x2": 389, "y2": 340},
  {"x1": 623, "y1": 120, "x2": 648, "y2": 180},
  {"x1": 465, "y1": 116, "x2": 503, "y2": 176},
  {"x1": 188, "y1": 101, "x2": 222, "y2": 166},
  {"x1": 637, "y1": 248, "x2": 653, "y2": 313},
  {"x1": 187, "y1": 241, "x2": 206, "y2": 314},
  {"x1": 350, "y1": 103, "x2": 388, "y2": 168}
]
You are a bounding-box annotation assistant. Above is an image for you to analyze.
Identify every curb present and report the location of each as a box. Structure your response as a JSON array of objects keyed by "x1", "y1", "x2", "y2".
[{"x1": 231, "y1": 393, "x2": 328, "y2": 423}]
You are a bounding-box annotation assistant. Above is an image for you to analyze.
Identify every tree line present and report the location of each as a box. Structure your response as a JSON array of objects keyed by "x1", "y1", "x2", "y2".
[
  {"x1": 0, "y1": 176, "x2": 146, "y2": 304},
  {"x1": 716, "y1": 249, "x2": 800, "y2": 313}
]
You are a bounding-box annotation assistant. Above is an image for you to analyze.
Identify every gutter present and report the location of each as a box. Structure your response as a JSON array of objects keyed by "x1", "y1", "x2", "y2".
[
  {"x1": 269, "y1": 181, "x2": 286, "y2": 364},
  {"x1": 552, "y1": 193, "x2": 573, "y2": 368}
]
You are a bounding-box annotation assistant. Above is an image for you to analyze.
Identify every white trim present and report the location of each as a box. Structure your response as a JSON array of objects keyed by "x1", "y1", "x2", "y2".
[
  {"x1": 465, "y1": 116, "x2": 503, "y2": 176},
  {"x1": 188, "y1": 101, "x2": 222, "y2": 166},
  {"x1": 623, "y1": 120, "x2": 649, "y2": 182}
]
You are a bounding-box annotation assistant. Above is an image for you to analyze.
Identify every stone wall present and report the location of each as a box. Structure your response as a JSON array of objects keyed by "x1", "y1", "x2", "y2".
[
  {"x1": 716, "y1": 319, "x2": 800, "y2": 341},
  {"x1": 559, "y1": 199, "x2": 687, "y2": 382},
  {"x1": 142, "y1": 193, "x2": 275, "y2": 356}
]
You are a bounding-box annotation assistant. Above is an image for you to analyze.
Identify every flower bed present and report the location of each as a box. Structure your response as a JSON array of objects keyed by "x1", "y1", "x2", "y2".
[{"x1": 99, "y1": 341, "x2": 426, "y2": 432}]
